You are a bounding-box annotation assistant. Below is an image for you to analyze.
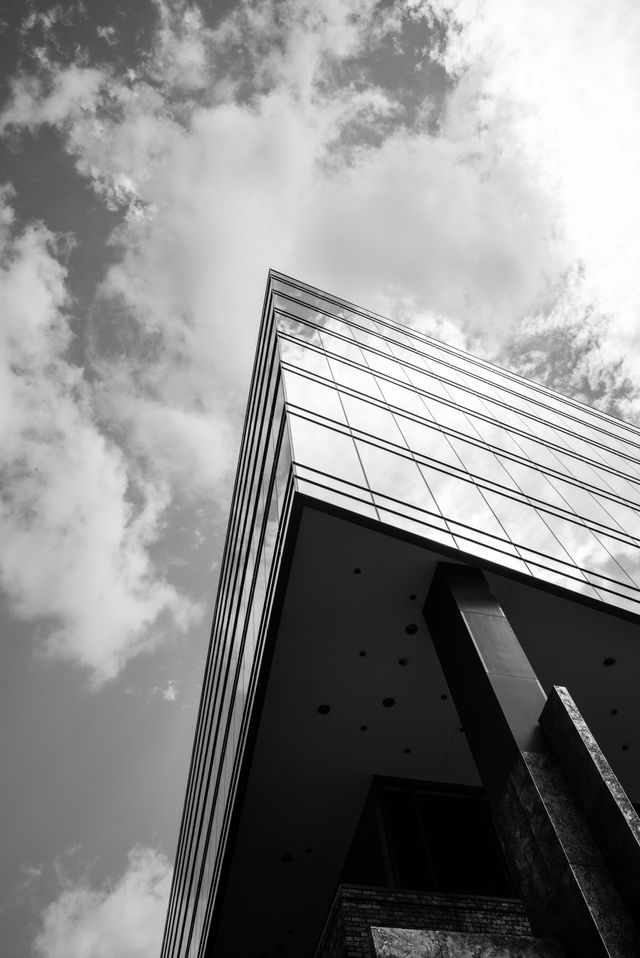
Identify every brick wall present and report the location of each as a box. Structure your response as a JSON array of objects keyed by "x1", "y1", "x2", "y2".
[{"x1": 315, "y1": 885, "x2": 531, "y2": 958}]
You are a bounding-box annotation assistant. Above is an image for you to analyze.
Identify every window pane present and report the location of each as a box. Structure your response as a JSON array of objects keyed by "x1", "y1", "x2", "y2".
[
  {"x1": 395, "y1": 417, "x2": 463, "y2": 470},
  {"x1": 420, "y1": 467, "x2": 504, "y2": 537},
  {"x1": 282, "y1": 370, "x2": 346, "y2": 422},
  {"x1": 483, "y1": 492, "x2": 570, "y2": 561},
  {"x1": 357, "y1": 441, "x2": 439, "y2": 513},
  {"x1": 341, "y1": 395, "x2": 406, "y2": 445},
  {"x1": 329, "y1": 357, "x2": 382, "y2": 396},
  {"x1": 287, "y1": 416, "x2": 365, "y2": 486}
]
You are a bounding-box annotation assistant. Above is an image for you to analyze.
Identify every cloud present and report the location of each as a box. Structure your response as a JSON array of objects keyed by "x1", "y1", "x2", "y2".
[
  {"x1": 1, "y1": 0, "x2": 640, "y2": 682},
  {"x1": 425, "y1": 0, "x2": 640, "y2": 408},
  {"x1": 0, "y1": 188, "x2": 198, "y2": 683},
  {"x1": 33, "y1": 846, "x2": 171, "y2": 958},
  {"x1": 0, "y1": 1, "x2": 570, "y2": 489}
]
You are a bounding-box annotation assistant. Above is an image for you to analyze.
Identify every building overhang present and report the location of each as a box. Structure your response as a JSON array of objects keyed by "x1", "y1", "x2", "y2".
[{"x1": 210, "y1": 496, "x2": 640, "y2": 958}]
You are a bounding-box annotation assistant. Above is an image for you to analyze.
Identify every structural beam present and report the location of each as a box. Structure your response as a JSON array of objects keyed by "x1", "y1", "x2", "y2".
[{"x1": 424, "y1": 563, "x2": 640, "y2": 958}]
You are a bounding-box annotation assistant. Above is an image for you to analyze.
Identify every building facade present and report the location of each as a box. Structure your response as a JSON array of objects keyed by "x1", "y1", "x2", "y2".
[{"x1": 161, "y1": 273, "x2": 640, "y2": 958}]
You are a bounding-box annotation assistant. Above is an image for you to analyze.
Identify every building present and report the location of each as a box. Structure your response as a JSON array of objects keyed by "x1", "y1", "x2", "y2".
[{"x1": 160, "y1": 272, "x2": 640, "y2": 958}]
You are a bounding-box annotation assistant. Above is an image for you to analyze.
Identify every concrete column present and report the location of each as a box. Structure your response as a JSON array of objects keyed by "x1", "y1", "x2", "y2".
[{"x1": 424, "y1": 563, "x2": 640, "y2": 958}]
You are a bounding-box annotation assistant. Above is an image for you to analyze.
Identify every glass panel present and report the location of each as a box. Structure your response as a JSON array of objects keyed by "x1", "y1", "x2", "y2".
[
  {"x1": 281, "y1": 369, "x2": 346, "y2": 423},
  {"x1": 546, "y1": 477, "x2": 623, "y2": 533},
  {"x1": 278, "y1": 338, "x2": 332, "y2": 380},
  {"x1": 294, "y1": 477, "x2": 378, "y2": 518},
  {"x1": 404, "y1": 365, "x2": 452, "y2": 400},
  {"x1": 500, "y1": 459, "x2": 569, "y2": 509},
  {"x1": 541, "y1": 511, "x2": 618, "y2": 572},
  {"x1": 376, "y1": 378, "x2": 435, "y2": 420},
  {"x1": 340, "y1": 394, "x2": 407, "y2": 445},
  {"x1": 276, "y1": 315, "x2": 322, "y2": 346},
  {"x1": 357, "y1": 441, "x2": 440, "y2": 514},
  {"x1": 329, "y1": 357, "x2": 383, "y2": 396},
  {"x1": 593, "y1": 532, "x2": 640, "y2": 588},
  {"x1": 395, "y1": 417, "x2": 463, "y2": 470},
  {"x1": 362, "y1": 348, "x2": 408, "y2": 380},
  {"x1": 351, "y1": 325, "x2": 393, "y2": 353},
  {"x1": 482, "y1": 493, "x2": 571, "y2": 561},
  {"x1": 447, "y1": 437, "x2": 520, "y2": 490},
  {"x1": 287, "y1": 415, "x2": 366, "y2": 486},
  {"x1": 421, "y1": 396, "x2": 480, "y2": 436},
  {"x1": 420, "y1": 466, "x2": 505, "y2": 537},
  {"x1": 319, "y1": 328, "x2": 365, "y2": 364},
  {"x1": 376, "y1": 508, "x2": 457, "y2": 549},
  {"x1": 471, "y1": 419, "x2": 531, "y2": 458}
]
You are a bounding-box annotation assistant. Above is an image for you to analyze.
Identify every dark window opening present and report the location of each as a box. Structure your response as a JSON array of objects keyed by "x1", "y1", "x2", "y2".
[{"x1": 341, "y1": 777, "x2": 514, "y2": 897}]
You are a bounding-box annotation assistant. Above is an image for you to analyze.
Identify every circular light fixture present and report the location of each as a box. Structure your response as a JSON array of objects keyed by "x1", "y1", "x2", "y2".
[
  {"x1": 405, "y1": 624, "x2": 418, "y2": 635},
  {"x1": 317, "y1": 704, "x2": 331, "y2": 715},
  {"x1": 611, "y1": 708, "x2": 619, "y2": 715},
  {"x1": 403, "y1": 747, "x2": 411, "y2": 754},
  {"x1": 360, "y1": 724, "x2": 368, "y2": 732},
  {"x1": 353, "y1": 567, "x2": 362, "y2": 575},
  {"x1": 382, "y1": 697, "x2": 395, "y2": 708},
  {"x1": 409, "y1": 593, "x2": 417, "y2": 600},
  {"x1": 281, "y1": 852, "x2": 293, "y2": 863},
  {"x1": 440, "y1": 694, "x2": 448, "y2": 701},
  {"x1": 622, "y1": 744, "x2": 630, "y2": 751},
  {"x1": 398, "y1": 657, "x2": 408, "y2": 666}
]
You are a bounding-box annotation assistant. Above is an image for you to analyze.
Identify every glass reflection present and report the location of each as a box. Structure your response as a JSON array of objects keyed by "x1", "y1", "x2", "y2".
[
  {"x1": 281, "y1": 369, "x2": 346, "y2": 423},
  {"x1": 329, "y1": 357, "x2": 383, "y2": 396},
  {"x1": 340, "y1": 394, "x2": 406, "y2": 445},
  {"x1": 420, "y1": 466, "x2": 505, "y2": 538},
  {"x1": 288, "y1": 415, "x2": 366, "y2": 486},
  {"x1": 357, "y1": 441, "x2": 441, "y2": 516},
  {"x1": 395, "y1": 417, "x2": 463, "y2": 470}
]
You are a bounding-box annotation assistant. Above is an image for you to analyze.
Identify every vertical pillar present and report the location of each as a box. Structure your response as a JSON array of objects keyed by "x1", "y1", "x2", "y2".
[{"x1": 424, "y1": 563, "x2": 640, "y2": 958}]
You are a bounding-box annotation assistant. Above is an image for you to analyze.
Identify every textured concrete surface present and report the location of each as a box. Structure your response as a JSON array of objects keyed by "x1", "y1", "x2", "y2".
[{"x1": 370, "y1": 926, "x2": 564, "y2": 957}]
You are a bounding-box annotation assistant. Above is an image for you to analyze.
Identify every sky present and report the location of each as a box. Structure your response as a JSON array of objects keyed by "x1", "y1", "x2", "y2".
[{"x1": 2, "y1": 0, "x2": 640, "y2": 955}]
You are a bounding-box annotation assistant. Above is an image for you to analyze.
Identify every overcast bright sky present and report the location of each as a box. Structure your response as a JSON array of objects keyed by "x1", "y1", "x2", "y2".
[{"x1": 2, "y1": 1, "x2": 640, "y2": 955}]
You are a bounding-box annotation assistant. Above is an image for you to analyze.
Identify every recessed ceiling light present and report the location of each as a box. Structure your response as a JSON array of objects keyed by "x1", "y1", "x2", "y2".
[
  {"x1": 409, "y1": 593, "x2": 417, "y2": 600},
  {"x1": 382, "y1": 697, "x2": 395, "y2": 708},
  {"x1": 405, "y1": 623, "x2": 418, "y2": 635},
  {"x1": 403, "y1": 747, "x2": 411, "y2": 754},
  {"x1": 317, "y1": 704, "x2": 331, "y2": 715},
  {"x1": 611, "y1": 708, "x2": 619, "y2": 715},
  {"x1": 622, "y1": 744, "x2": 630, "y2": 751},
  {"x1": 353, "y1": 567, "x2": 362, "y2": 575},
  {"x1": 440, "y1": 694, "x2": 448, "y2": 701},
  {"x1": 360, "y1": 724, "x2": 368, "y2": 732},
  {"x1": 603, "y1": 657, "x2": 616, "y2": 666},
  {"x1": 398, "y1": 657, "x2": 408, "y2": 666},
  {"x1": 281, "y1": 852, "x2": 293, "y2": 863},
  {"x1": 359, "y1": 650, "x2": 367, "y2": 657}
]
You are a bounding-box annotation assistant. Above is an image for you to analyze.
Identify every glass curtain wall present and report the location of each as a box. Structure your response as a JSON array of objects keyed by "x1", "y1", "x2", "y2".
[
  {"x1": 273, "y1": 275, "x2": 640, "y2": 616},
  {"x1": 161, "y1": 285, "x2": 293, "y2": 958}
]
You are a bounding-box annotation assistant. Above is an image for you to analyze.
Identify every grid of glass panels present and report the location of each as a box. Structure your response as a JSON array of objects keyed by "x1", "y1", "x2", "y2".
[
  {"x1": 161, "y1": 285, "x2": 294, "y2": 958},
  {"x1": 273, "y1": 274, "x2": 640, "y2": 615}
]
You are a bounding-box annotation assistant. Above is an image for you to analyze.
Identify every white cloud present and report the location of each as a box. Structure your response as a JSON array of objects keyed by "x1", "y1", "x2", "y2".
[
  {"x1": 1, "y1": 0, "x2": 639, "y2": 682},
  {"x1": 0, "y1": 0, "x2": 568, "y2": 498},
  {"x1": 33, "y1": 846, "x2": 171, "y2": 958},
  {"x1": 426, "y1": 0, "x2": 640, "y2": 394},
  {"x1": 0, "y1": 189, "x2": 198, "y2": 683},
  {"x1": 0, "y1": 65, "x2": 104, "y2": 133}
]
